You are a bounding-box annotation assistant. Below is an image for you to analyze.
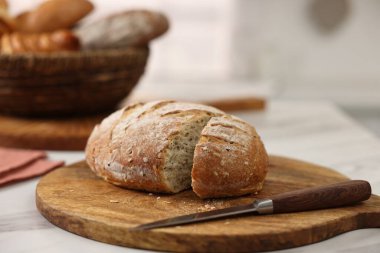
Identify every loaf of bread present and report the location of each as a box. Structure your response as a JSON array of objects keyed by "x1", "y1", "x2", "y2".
[
  {"x1": 15, "y1": 0, "x2": 94, "y2": 33},
  {"x1": 76, "y1": 10, "x2": 169, "y2": 50},
  {"x1": 14, "y1": 11, "x2": 29, "y2": 31},
  {"x1": 85, "y1": 101, "x2": 268, "y2": 198},
  {"x1": 0, "y1": 16, "x2": 12, "y2": 36},
  {"x1": 0, "y1": 0, "x2": 13, "y2": 35},
  {"x1": 1, "y1": 30, "x2": 80, "y2": 54},
  {"x1": 0, "y1": 0, "x2": 7, "y2": 10}
]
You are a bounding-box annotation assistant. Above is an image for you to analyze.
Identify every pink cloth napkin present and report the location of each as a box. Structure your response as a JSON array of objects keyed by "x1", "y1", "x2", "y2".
[
  {"x1": 0, "y1": 147, "x2": 64, "y2": 187},
  {"x1": 0, "y1": 147, "x2": 46, "y2": 175}
]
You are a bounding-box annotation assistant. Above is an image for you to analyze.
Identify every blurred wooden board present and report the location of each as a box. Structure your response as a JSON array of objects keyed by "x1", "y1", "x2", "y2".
[
  {"x1": 0, "y1": 114, "x2": 104, "y2": 151},
  {"x1": 0, "y1": 97, "x2": 265, "y2": 151},
  {"x1": 36, "y1": 156, "x2": 380, "y2": 253},
  {"x1": 125, "y1": 96, "x2": 266, "y2": 112},
  {"x1": 202, "y1": 97, "x2": 266, "y2": 111}
]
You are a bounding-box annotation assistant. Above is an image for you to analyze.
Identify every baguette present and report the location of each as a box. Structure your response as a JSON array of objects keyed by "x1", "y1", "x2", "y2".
[
  {"x1": 85, "y1": 101, "x2": 268, "y2": 198},
  {"x1": 16, "y1": 0, "x2": 94, "y2": 33},
  {"x1": 0, "y1": 0, "x2": 13, "y2": 35},
  {"x1": 0, "y1": 19, "x2": 12, "y2": 35},
  {"x1": 1, "y1": 30, "x2": 80, "y2": 54},
  {"x1": 14, "y1": 11, "x2": 29, "y2": 31},
  {"x1": 0, "y1": 0, "x2": 7, "y2": 10}
]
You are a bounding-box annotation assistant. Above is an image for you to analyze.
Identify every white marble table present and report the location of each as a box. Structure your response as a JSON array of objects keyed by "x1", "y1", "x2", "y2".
[{"x1": 1, "y1": 100, "x2": 379, "y2": 253}]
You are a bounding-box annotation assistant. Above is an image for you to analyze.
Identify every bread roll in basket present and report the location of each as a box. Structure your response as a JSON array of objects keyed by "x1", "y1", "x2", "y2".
[{"x1": 0, "y1": 6, "x2": 168, "y2": 116}]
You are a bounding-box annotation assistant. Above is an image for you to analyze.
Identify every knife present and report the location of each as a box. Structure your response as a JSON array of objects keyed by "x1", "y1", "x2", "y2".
[{"x1": 131, "y1": 180, "x2": 371, "y2": 231}]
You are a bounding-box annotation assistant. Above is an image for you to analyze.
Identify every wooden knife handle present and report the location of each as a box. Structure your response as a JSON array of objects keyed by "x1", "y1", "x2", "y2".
[{"x1": 271, "y1": 180, "x2": 371, "y2": 214}]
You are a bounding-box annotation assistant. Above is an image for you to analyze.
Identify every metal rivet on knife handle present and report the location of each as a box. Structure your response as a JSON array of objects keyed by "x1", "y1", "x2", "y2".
[
  {"x1": 270, "y1": 180, "x2": 372, "y2": 214},
  {"x1": 254, "y1": 199, "x2": 274, "y2": 214}
]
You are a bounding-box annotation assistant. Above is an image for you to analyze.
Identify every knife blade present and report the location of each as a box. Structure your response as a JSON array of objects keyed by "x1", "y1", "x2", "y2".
[
  {"x1": 130, "y1": 199, "x2": 272, "y2": 231},
  {"x1": 131, "y1": 180, "x2": 371, "y2": 231}
]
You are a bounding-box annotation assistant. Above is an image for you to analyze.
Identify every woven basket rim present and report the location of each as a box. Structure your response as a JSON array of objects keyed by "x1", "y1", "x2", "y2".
[
  {"x1": 0, "y1": 47, "x2": 149, "y2": 116},
  {"x1": 0, "y1": 46, "x2": 149, "y2": 61}
]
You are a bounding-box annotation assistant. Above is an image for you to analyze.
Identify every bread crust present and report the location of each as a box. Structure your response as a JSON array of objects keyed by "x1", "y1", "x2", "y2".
[
  {"x1": 76, "y1": 10, "x2": 169, "y2": 49},
  {"x1": 85, "y1": 101, "x2": 268, "y2": 198},
  {"x1": 16, "y1": 0, "x2": 94, "y2": 33},
  {"x1": 192, "y1": 115, "x2": 268, "y2": 198},
  {"x1": 0, "y1": 30, "x2": 80, "y2": 54},
  {"x1": 85, "y1": 101, "x2": 223, "y2": 193},
  {"x1": 0, "y1": 0, "x2": 14, "y2": 36}
]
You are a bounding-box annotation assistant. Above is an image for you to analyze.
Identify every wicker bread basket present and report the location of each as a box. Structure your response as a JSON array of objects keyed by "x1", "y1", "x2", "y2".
[{"x1": 0, "y1": 46, "x2": 149, "y2": 116}]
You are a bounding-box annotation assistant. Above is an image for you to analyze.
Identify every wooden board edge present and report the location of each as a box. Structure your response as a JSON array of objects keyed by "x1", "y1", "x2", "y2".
[
  {"x1": 36, "y1": 188, "x2": 379, "y2": 253},
  {"x1": 35, "y1": 155, "x2": 380, "y2": 253},
  {"x1": 0, "y1": 134, "x2": 87, "y2": 150}
]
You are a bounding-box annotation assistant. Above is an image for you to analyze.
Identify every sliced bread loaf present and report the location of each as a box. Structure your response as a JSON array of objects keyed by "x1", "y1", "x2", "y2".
[{"x1": 85, "y1": 100, "x2": 268, "y2": 198}]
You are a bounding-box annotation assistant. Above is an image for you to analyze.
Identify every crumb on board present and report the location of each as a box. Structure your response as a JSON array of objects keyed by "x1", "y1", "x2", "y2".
[
  {"x1": 148, "y1": 193, "x2": 153, "y2": 196},
  {"x1": 197, "y1": 204, "x2": 216, "y2": 212},
  {"x1": 205, "y1": 204, "x2": 216, "y2": 209},
  {"x1": 157, "y1": 196, "x2": 161, "y2": 200},
  {"x1": 109, "y1": 200, "x2": 119, "y2": 203}
]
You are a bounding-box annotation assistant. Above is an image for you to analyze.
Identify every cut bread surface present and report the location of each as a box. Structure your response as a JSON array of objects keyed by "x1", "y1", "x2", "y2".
[{"x1": 162, "y1": 113, "x2": 212, "y2": 193}]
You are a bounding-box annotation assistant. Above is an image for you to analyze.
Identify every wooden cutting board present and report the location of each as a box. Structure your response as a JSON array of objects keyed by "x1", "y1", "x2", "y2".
[
  {"x1": 36, "y1": 156, "x2": 380, "y2": 253},
  {"x1": 0, "y1": 114, "x2": 104, "y2": 150}
]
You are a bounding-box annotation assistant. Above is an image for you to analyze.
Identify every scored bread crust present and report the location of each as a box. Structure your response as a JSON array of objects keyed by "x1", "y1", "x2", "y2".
[
  {"x1": 85, "y1": 100, "x2": 269, "y2": 198},
  {"x1": 191, "y1": 115, "x2": 268, "y2": 198},
  {"x1": 85, "y1": 100, "x2": 223, "y2": 193}
]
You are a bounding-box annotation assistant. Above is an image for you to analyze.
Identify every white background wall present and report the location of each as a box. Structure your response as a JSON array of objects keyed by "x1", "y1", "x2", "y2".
[{"x1": 8, "y1": 0, "x2": 380, "y2": 106}]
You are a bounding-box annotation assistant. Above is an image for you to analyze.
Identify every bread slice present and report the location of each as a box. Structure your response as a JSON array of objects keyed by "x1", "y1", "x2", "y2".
[
  {"x1": 191, "y1": 115, "x2": 268, "y2": 198},
  {"x1": 85, "y1": 100, "x2": 268, "y2": 198}
]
